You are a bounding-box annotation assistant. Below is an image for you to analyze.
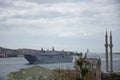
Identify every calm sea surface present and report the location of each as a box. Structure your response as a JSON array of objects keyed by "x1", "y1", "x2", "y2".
[{"x1": 0, "y1": 53, "x2": 120, "y2": 79}]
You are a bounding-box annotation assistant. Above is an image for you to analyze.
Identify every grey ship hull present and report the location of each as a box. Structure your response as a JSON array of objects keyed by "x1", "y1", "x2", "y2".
[{"x1": 24, "y1": 54, "x2": 74, "y2": 64}]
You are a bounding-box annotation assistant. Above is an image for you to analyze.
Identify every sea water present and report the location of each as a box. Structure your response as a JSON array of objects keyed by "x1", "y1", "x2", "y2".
[{"x1": 0, "y1": 53, "x2": 120, "y2": 80}]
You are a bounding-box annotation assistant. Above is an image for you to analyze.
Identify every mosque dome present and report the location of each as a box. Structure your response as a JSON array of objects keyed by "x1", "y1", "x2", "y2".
[{"x1": 84, "y1": 53, "x2": 100, "y2": 59}]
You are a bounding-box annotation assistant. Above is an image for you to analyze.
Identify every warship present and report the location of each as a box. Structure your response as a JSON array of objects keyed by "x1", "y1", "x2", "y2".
[{"x1": 24, "y1": 48, "x2": 77, "y2": 64}]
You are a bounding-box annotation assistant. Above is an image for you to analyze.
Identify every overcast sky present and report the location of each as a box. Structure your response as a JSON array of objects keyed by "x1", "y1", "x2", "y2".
[{"x1": 0, "y1": 0, "x2": 120, "y2": 53}]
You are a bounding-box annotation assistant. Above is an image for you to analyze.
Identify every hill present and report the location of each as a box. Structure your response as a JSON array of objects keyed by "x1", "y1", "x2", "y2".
[{"x1": 0, "y1": 46, "x2": 41, "y2": 57}]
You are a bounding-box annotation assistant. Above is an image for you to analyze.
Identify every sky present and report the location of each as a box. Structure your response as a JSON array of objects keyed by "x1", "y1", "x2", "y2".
[{"x1": 0, "y1": 0, "x2": 120, "y2": 53}]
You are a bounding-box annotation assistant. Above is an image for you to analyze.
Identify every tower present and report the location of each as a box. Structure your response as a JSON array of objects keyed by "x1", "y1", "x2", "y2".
[
  {"x1": 105, "y1": 30, "x2": 109, "y2": 72},
  {"x1": 52, "y1": 47, "x2": 55, "y2": 51},
  {"x1": 105, "y1": 30, "x2": 113, "y2": 72},
  {"x1": 109, "y1": 31, "x2": 113, "y2": 72}
]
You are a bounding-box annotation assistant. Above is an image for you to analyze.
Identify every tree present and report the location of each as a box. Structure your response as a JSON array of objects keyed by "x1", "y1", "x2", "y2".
[{"x1": 75, "y1": 52, "x2": 89, "y2": 80}]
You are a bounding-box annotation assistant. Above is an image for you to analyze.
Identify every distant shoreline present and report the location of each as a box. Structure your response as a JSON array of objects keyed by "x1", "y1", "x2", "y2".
[{"x1": 114, "y1": 53, "x2": 120, "y2": 54}]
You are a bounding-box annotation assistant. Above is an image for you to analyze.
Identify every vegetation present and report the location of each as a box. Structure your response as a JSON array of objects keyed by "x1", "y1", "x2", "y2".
[
  {"x1": 102, "y1": 72, "x2": 120, "y2": 80},
  {"x1": 8, "y1": 52, "x2": 93, "y2": 80},
  {"x1": 75, "y1": 53, "x2": 89, "y2": 80}
]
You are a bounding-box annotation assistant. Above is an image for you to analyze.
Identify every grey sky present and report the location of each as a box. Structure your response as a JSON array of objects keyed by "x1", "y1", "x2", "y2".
[{"x1": 0, "y1": 0, "x2": 120, "y2": 53}]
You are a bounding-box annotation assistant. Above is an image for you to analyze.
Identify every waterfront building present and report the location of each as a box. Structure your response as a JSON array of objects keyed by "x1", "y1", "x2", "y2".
[{"x1": 83, "y1": 53, "x2": 101, "y2": 80}]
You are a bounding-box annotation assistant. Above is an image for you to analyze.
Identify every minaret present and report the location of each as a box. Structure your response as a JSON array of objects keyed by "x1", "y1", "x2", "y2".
[
  {"x1": 109, "y1": 31, "x2": 113, "y2": 72},
  {"x1": 105, "y1": 30, "x2": 109, "y2": 72},
  {"x1": 52, "y1": 47, "x2": 55, "y2": 51}
]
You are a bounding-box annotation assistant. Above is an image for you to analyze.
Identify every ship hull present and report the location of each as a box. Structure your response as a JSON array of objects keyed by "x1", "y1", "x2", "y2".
[{"x1": 24, "y1": 54, "x2": 74, "y2": 64}]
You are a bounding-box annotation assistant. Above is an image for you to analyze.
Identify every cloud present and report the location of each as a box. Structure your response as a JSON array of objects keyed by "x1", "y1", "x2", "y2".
[
  {"x1": 0, "y1": 0, "x2": 120, "y2": 52},
  {"x1": 0, "y1": 0, "x2": 12, "y2": 7},
  {"x1": 24, "y1": 0, "x2": 83, "y2": 4},
  {"x1": 1, "y1": 2, "x2": 87, "y2": 19}
]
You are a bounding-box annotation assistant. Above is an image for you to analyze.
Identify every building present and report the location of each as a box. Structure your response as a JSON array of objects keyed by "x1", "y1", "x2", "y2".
[
  {"x1": 74, "y1": 52, "x2": 101, "y2": 80},
  {"x1": 83, "y1": 53, "x2": 101, "y2": 80}
]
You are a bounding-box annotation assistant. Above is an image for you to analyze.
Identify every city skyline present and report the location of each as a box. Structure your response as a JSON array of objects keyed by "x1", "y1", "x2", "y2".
[{"x1": 0, "y1": 0, "x2": 120, "y2": 53}]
